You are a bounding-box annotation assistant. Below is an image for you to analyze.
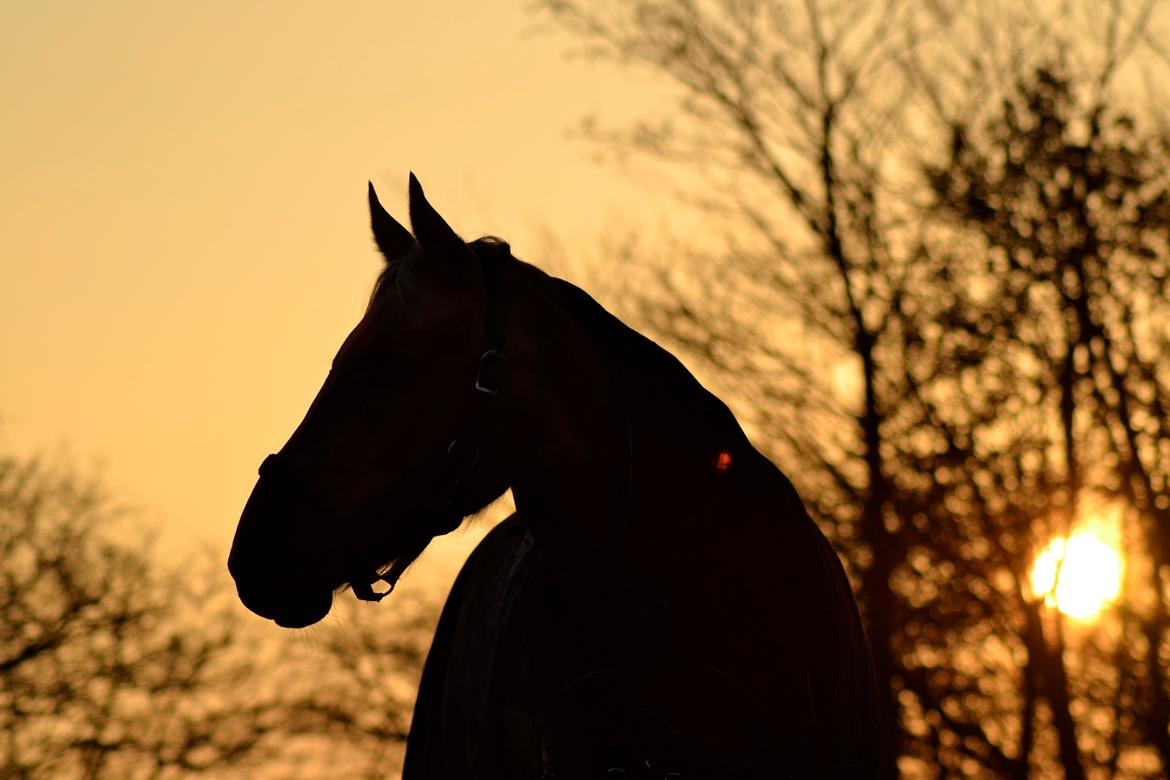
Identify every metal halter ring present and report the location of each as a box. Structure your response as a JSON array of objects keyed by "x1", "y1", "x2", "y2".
[
  {"x1": 475, "y1": 349, "x2": 506, "y2": 396},
  {"x1": 447, "y1": 439, "x2": 480, "y2": 471}
]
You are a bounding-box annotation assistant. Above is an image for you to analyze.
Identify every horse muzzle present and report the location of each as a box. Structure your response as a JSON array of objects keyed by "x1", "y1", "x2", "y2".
[
  {"x1": 231, "y1": 570, "x2": 334, "y2": 628},
  {"x1": 228, "y1": 468, "x2": 344, "y2": 628}
]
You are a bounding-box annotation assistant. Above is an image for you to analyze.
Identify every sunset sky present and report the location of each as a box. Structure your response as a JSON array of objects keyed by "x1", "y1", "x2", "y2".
[
  {"x1": 1, "y1": 2, "x2": 678, "y2": 564},
  {"x1": 8, "y1": 5, "x2": 1167, "y2": 778}
]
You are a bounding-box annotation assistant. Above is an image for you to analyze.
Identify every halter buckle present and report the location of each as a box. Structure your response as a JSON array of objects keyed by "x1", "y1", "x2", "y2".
[
  {"x1": 474, "y1": 349, "x2": 506, "y2": 395},
  {"x1": 352, "y1": 577, "x2": 391, "y2": 602}
]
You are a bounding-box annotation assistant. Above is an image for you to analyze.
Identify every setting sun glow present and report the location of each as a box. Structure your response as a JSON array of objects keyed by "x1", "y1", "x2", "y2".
[{"x1": 1030, "y1": 534, "x2": 1123, "y2": 620}]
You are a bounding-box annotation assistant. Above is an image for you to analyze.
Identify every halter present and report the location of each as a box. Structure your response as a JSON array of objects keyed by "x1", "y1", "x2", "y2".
[{"x1": 257, "y1": 247, "x2": 511, "y2": 602}]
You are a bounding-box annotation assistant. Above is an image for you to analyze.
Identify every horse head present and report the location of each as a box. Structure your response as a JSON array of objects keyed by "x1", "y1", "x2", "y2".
[{"x1": 228, "y1": 175, "x2": 522, "y2": 627}]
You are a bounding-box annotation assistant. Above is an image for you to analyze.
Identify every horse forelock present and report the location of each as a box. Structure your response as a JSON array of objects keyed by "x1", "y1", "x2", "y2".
[{"x1": 366, "y1": 235, "x2": 515, "y2": 311}]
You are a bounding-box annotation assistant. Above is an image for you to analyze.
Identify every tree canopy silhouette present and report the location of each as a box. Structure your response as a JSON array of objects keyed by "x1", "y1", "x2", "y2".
[
  {"x1": 538, "y1": 0, "x2": 1170, "y2": 775},
  {"x1": 0, "y1": 451, "x2": 436, "y2": 779}
]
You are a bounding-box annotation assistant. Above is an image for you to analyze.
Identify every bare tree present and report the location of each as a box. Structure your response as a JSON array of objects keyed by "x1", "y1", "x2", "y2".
[
  {"x1": 537, "y1": 0, "x2": 1170, "y2": 776},
  {"x1": 270, "y1": 592, "x2": 437, "y2": 780},
  {"x1": 921, "y1": 62, "x2": 1170, "y2": 777},
  {"x1": 0, "y1": 452, "x2": 435, "y2": 779},
  {"x1": 1, "y1": 453, "x2": 269, "y2": 777}
]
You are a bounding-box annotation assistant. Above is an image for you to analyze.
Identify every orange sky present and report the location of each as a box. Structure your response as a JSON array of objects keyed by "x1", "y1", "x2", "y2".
[{"x1": 0, "y1": 2, "x2": 678, "y2": 561}]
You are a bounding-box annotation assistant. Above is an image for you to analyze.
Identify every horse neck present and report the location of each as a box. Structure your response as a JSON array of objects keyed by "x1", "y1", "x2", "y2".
[
  {"x1": 620, "y1": 339, "x2": 780, "y2": 534},
  {"x1": 508, "y1": 296, "x2": 779, "y2": 581}
]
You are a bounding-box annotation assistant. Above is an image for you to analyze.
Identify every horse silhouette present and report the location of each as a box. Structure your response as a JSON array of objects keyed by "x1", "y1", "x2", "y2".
[{"x1": 228, "y1": 175, "x2": 881, "y2": 778}]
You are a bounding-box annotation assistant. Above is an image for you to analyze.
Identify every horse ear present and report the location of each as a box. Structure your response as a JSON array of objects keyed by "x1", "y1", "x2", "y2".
[
  {"x1": 369, "y1": 182, "x2": 416, "y2": 262},
  {"x1": 407, "y1": 173, "x2": 478, "y2": 277}
]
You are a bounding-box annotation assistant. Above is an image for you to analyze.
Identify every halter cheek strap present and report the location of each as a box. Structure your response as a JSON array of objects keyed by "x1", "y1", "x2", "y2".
[
  {"x1": 435, "y1": 250, "x2": 509, "y2": 519},
  {"x1": 354, "y1": 251, "x2": 511, "y2": 602}
]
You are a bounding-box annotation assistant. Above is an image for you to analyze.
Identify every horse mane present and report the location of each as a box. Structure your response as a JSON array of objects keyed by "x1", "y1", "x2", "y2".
[
  {"x1": 540, "y1": 270, "x2": 751, "y2": 450},
  {"x1": 369, "y1": 235, "x2": 512, "y2": 306}
]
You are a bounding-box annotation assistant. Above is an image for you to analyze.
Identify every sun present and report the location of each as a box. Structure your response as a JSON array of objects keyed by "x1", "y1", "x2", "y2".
[{"x1": 1030, "y1": 533, "x2": 1123, "y2": 621}]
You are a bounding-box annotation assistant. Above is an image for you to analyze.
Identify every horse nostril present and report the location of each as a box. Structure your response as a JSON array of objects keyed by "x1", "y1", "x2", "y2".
[
  {"x1": 232, "y1": 573, "x2": 333, "y2": 627},
  {"x1": 231, "y1": 572, "x2": 282, "y2": 620},
  {"x1": 273, "y1": 590, "x2": 333, "y2": 628}
]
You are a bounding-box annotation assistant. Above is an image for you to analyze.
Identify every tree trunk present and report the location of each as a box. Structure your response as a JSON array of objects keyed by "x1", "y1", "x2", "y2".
[
  {"x1": 1046, "y1": 618, "x2": 1087, "y2": 780},
  {"x1": 857, "y1": 336, "x2": 901, "y2": 780}
]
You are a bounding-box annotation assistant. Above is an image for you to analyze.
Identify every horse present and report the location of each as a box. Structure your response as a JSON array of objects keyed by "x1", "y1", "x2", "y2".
[{"x1": 228, "y1": 174, "x2": 881, "y2": 778}]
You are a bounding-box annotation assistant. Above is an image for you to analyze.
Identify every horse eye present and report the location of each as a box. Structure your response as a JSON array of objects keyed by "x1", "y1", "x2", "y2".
[
  {"x1": 332, "y1": 351, "x2": 411, "y2": 378},
  {"x1": 366, "y1": 353, "x2": 416, "y2": 383}
]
